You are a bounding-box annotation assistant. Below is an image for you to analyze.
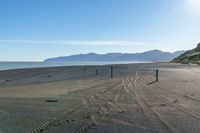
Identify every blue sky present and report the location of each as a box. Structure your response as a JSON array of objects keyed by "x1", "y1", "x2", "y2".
[{"x1": 0, "y1": 0, "x2": 200, "y2": 61}]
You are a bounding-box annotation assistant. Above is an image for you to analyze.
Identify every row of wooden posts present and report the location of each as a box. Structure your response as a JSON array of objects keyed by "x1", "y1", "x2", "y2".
[
  {"x1": 94, "y1": 66, "x2": 113, "y2": 78},
  {"x1": 84, "y1": 66, "x2": 158, "y2": 82}
]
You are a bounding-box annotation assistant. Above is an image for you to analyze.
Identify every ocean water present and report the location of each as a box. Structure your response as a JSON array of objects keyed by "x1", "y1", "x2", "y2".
[{"x1": 0, "y1": 61, "x2": 149, "y2": 71}]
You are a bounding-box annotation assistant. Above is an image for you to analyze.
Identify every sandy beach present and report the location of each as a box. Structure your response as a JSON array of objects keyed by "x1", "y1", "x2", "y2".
[{"x1": 0, "y1": 63, "x2": 200, "y2": 133}]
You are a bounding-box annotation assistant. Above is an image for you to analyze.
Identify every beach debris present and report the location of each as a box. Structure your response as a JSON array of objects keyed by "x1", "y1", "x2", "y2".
[
  {"x1": 91, "y1": 122, "x2": 96, "y2": 127},
  {"x1": 181, "y1": 80, "x2": 188, "y2": 83},
  {"x1": 39, "y1": 127, "x2": 44, "y2": 132},
  {"x1": 82, "y1": 115, "x2": 91, "y2": 119},
  {"x1": 86, "y1": 115, "x2": 91, "y2": 119},
  {"x1": 47, "y1": 75, "x2": 52, "y2": 77},
  {"x1": 66, "y1": 119, "x2": 75, "y2": 122},
  {"x1": 118, "y1": 110, "x2": 125, "y2": 113},
  {"x1": 53, "y1": 122, "x2": 61, "y2": 126},
  {"x1": 173, "y1": 99, "x2": 178, "y2": 103},
  {"x1": 45, "y1": 99, "x2": 58, "y2": 102},
  {"x1": 160, "y1": 103, "x2": 166, "y2": 106}
]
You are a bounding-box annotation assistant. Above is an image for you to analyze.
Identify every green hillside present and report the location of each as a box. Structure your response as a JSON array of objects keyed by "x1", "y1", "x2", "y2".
[{"x1": 172, "y1": 43, "x2": 200, "y2": 64}]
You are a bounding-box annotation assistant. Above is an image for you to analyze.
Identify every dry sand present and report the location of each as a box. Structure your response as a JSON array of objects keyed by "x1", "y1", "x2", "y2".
[{"x1": 0, "y1": 63, "x2": 200, "y2": 133}]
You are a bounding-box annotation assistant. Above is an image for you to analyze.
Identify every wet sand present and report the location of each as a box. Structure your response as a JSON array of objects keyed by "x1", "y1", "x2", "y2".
[{"x1": 0, "y1": 63, "x2": 200, "y2": 133}]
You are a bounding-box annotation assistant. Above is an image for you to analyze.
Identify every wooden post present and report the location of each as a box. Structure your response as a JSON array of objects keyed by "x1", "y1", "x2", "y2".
[
  {"x1": 96, "y1": 69, "x2": 98, "y2": 75},
  {"x1": 156, "y1": 69, "x2": 158, "y2": 82},
  {"x1": 111, "y1": 66, "x2": 113, "y2": 78}
]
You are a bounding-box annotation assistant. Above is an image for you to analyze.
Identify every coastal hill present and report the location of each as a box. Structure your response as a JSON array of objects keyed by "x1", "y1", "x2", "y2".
[
  {"x1": 172, "y1": 43, "x2": 200, "y2": 64},
  {"x1": 45, "y1": 50, "x2": 184, "y2": 62}
]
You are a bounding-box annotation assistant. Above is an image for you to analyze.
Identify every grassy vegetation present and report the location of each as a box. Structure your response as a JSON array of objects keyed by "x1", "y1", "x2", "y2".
[{"x1": 172, "y1": 43, "x2": 200, "y2": 65}]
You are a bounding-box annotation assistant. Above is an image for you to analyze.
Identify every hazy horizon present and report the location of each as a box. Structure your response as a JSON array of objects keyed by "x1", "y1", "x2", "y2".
[
  {"x1": 0, "y1": 49, "x2": 184, "y2": 62},
  {"x1": 0, "y1": 0, "x2": 200, "y2": 61}
]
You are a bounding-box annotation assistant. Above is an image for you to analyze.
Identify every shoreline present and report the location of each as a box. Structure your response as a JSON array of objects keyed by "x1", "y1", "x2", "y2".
[{"x1": 0, "y1": 61, "x2": 153, "y2": 71}]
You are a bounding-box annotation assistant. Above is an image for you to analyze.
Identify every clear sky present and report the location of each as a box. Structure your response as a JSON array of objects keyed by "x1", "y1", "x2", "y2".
[{"x1": 0, "y1": 0, "x2": 200, "y2": 61}]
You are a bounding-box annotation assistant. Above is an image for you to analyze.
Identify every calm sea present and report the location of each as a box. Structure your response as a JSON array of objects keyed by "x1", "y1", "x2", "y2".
[{"x1": 0, "y1": 61, "x2": 149, "y2": 71}]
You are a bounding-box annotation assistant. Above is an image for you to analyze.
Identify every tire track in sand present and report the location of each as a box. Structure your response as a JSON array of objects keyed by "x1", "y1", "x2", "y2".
[{"x1": 121, "y1": 71, "x2": 178, "y2": 133}]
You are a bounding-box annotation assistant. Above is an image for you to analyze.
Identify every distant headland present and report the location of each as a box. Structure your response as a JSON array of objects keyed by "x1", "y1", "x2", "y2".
[{"x1": 45, "y1": 49, "x2": 184, "y2": 62}]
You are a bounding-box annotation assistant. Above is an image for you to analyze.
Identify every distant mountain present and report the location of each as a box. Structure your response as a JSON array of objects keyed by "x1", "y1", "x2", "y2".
[
  {"x1": 45, "y1": 50, "x2": 184, "y2": 62},
  {"x1": 172, "y1": 43, "x2": 200, "y2": 64}
]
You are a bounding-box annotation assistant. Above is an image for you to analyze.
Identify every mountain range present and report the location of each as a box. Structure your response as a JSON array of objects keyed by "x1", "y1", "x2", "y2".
[{"x1": 45, "y1": 50, "x2": 184, "y2": 62}]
